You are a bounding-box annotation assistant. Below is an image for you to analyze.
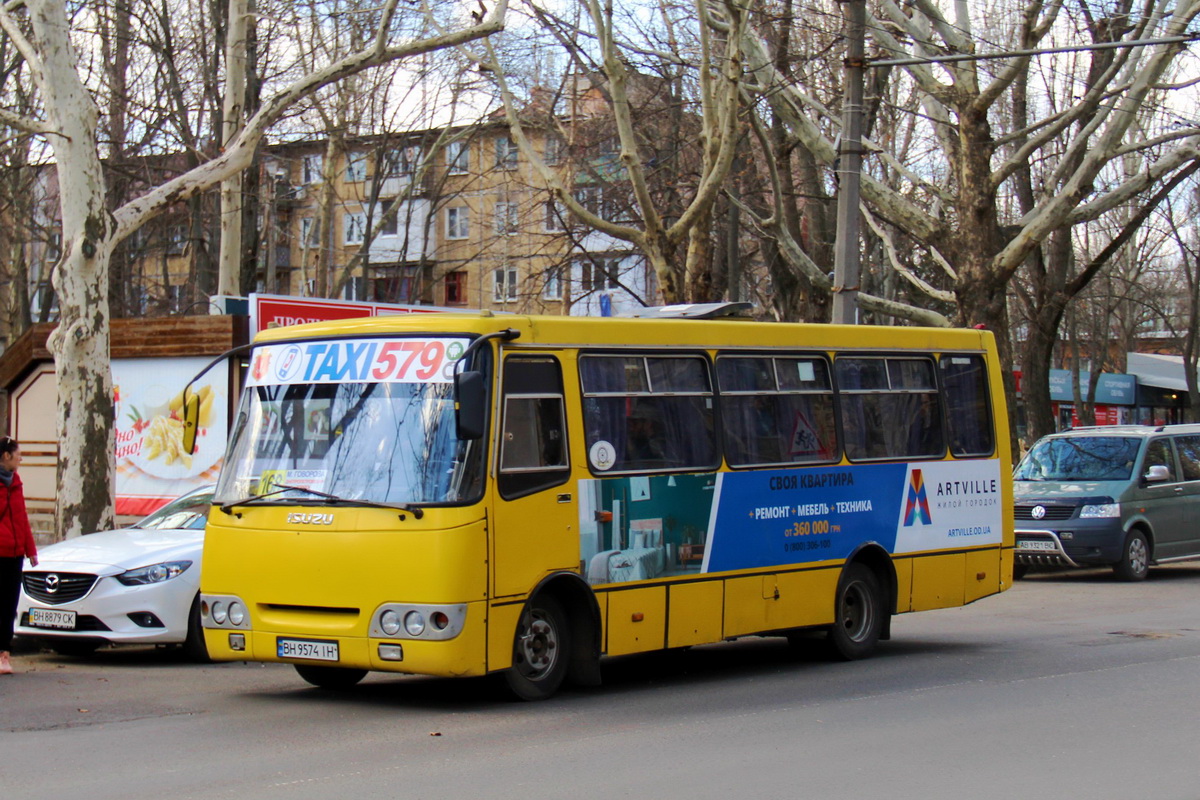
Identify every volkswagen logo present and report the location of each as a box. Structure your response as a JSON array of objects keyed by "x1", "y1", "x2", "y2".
[
  {"x1": 44, "y1": 573, "x2": 60, "y2": 593},
  {"x1": 1032, "y1": 505, "x2": 1046, "y2": 520}
]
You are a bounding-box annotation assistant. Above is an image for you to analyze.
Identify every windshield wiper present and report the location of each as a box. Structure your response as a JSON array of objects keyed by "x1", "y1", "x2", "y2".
[{"x1": 219, "y1": 482, "x2": 424, "y2": 519}]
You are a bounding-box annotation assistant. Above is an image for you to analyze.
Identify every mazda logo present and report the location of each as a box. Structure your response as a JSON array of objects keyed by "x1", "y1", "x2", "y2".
[
  {"x1": 1032, "y1": 505, "x2": 1046, "y2": 520},
  {"x1": 44, "y1": 573, "x2": 60, "y2": 593}
]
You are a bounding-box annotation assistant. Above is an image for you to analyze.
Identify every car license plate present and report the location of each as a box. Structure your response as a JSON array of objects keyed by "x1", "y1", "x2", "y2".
[
  {"x1": 277, "y1": 637, "x2": 339, "y2": 662},
  {"x1": 1017, "y1": 539, "x2": 1058, "y2": 552},
  {"x1": 29, "y1": 607, "x2": 77, "y2": 630}
]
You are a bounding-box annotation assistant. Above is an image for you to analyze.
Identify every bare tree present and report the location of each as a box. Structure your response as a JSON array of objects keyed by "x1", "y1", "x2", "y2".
[{"x1": 0, "y1": 0, "x2": 507, "y2": 538}]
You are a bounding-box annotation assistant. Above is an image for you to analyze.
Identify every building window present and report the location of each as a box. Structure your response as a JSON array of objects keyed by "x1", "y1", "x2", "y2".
[
  {"x1": 302, "y1": 154, "x2": 323, "y2": 184},
  {"x1": 542, "y1": 267, "x2": 562, "y2": 300},
  {"x1": 167, "y1": 225, "x2": 187, "y2": 255},
  {"x1": 446, "y1": 140, "x2": 469, "y2": 175},
  {"x1": 384, "y1": 145, "x2": 420, "y2": 176},
  {"x1": 574, "y1": 186, "x2": 601, "y2": 218},
  {"x1": 168, "y1": 284, "x2": 187, "y2": 314},
  {"x1": 46, "y1": 232, "x2": 61, "y2": 261},
  {"x1": 445, "y1": 270, "x2": 467, "y2": 305},
  {"x1": 544, "y1": 135, "x2": 563, "y2": 166},
  {"x1": 494, "y1": 265, "x2": 518, "y2": 302},
  {"x1": 544, "y1": 200, "x2": 566, "y2": 232},
  {"x1": 345, "y1": 151, "x2": 368, "y2": 182},
  {"x1": 495, "y1": 201, "x2": 519, "y2": 235},
  {"x1": 300, "y1": 217, "x2": 319, "y2": 248},
  {"x1": 495, "y1": 136, "x2": 518, "y2": 170},
  {"x1": 369, "y1": 267, "x2": 416, "y2": 303},
  {"x1": 446, "y1": 206, "x2": 469, "y2": 240},
  {"x1": 344, "y1": 211, "x2": 367, "y2": 245},
  {"x1": 578, "y1": 257, "x2": 621, "y2": 292},
  {"x1": 379, "y1": 206, "x2": 399, "y2": 237}
]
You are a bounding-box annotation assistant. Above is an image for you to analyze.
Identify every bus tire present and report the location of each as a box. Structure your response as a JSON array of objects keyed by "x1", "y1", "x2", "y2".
[
  {"x1": 826, "y1": 563, "x2": 884, "y2": 661},
  {"x1": 1112, "y1": 529, "x2": 1150, "y2": 582},
  {"x1": 294, "y1": 664, "x2": 368, "y2": 690},
  {"x1": 1012, "y1": 564, "x2": 1029, "y2": 580},
  {"x1": 504, "y1": 594, "x2": 570, "y2": 701},
  {"x1": 181, "y1": 595, "x2": 211, "y2": 662}
]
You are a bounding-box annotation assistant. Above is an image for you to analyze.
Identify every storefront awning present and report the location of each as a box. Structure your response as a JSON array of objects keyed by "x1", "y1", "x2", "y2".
[{"x1": 1125, "y1": 352, "x2": 1194, "y2": 392}]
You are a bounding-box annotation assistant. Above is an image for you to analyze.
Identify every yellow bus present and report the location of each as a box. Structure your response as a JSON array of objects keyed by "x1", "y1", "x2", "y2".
[{"x1": 195, "y1": 304, "x2": 1013, "y2": 699}]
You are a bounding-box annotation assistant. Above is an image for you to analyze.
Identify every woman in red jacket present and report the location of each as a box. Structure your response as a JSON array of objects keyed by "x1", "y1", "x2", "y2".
[{"x1": 0, "y1": 436, "x2": 38, "y2": 675}]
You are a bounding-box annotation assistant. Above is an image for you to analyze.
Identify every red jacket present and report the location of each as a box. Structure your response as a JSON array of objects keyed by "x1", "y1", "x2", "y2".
[{"x1": 0, "y1": 471, "x2": 37, "y2": 560}]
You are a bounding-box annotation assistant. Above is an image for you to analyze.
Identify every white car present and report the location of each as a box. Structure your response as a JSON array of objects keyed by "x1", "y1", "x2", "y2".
[{"x1": 16, "y1": 485, "x2": 214, "y2": 659}]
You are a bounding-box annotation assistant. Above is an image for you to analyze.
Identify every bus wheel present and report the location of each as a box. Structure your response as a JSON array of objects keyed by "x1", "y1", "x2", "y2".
[
  {"x1": 181, "y1": 595, "x2": 211, "y2": 662},
  {"x1": 1112, "y1": 530, "x2": 1150, "y2": 582},
  {"x1": 294, "y1": 664, "x2": 368, "y2": 690},
  {"x1": 826, "y1": 563, "x2": 884, "y2": 661},
  {"x1": 1012, "y1": 564, "x2": 1029, "y2": 580},
  {"x1": 505, "y1": 594, "x2": 570, "y2": 701}
]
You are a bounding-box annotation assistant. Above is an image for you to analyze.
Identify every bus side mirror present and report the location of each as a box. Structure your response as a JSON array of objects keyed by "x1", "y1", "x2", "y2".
[
  {"x1": 455, "y1": 371, "x2": 486, "y2": 440},
  {"x1": 181, "y1": 392, "x2": 201, "y2": 455}
]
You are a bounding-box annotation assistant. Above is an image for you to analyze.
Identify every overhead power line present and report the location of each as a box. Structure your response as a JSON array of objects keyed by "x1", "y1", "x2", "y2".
[{"x1": 870, "y1": 34, "x2": 1200, "y2": 68}]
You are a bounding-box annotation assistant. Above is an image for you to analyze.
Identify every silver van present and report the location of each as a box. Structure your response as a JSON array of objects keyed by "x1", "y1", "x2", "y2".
[{"x1": 1013, "y1": 425, "x2": 1200, "y2": 580}]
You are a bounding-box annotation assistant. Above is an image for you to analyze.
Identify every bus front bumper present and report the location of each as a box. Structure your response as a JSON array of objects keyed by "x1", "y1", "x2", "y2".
[{"x1": 202, "y1": 599, "x2": 490, "y2": 678}]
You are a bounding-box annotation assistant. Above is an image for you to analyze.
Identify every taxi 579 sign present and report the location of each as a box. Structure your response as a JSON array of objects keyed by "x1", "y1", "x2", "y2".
[{"x1": 247, "y1": 338, "x2": 469, "y2": 387}]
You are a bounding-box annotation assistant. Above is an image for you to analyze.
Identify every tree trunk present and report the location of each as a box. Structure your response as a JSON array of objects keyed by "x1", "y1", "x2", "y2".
[{"x1": 31, "y1": 0, "x2": 116, "y2": 539}]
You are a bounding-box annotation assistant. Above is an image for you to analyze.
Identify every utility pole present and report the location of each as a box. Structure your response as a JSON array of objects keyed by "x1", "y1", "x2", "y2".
[{"x1": 831, "y1": 0, "x2": 865, "y2": 325}]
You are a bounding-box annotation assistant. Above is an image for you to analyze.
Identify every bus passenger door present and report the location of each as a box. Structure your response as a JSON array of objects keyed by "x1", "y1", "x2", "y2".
[{"x1": 491, "y1": 355, "x2": 577, "y2": 598}]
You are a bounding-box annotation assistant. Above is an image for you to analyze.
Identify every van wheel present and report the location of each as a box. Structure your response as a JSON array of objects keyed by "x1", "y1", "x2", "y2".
[
  {"x1": 294, "y1": 664, "x2": 368, "y2": 689},
  {"x1": 504, "y1": 594, "x2": 570, "y2": 701},
  {"x1": 1112, "y1": 530, "x2": 1150, "y2": 581},
  {"x1": 826, "y1": 564, "x2": 884, "y2": 660}
]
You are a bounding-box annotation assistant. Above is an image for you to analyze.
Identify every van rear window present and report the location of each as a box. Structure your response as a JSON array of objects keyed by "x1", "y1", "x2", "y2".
[{"x1": 1014, "y1": 437, "x2": 1141, "y2": 481}]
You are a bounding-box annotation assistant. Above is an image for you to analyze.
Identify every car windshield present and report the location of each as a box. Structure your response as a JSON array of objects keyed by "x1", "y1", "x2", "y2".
[
  {"x1": 136, "y1": 490, "x2": 214, "y2": 530},
  {"x1": 214, "y1": 336, "x2": 483, "y2": 507},
  {"x1": 1014, "y1": 436, "x2": 1141, "y2": 481}
]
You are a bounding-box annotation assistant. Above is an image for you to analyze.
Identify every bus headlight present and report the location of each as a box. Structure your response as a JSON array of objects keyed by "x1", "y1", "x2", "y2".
[
  {"x1": 380, "y1": 609, "x2": 402, "y2": 635},
  {"x1": 211, "y1": 600, "x2": 228, "y2": 624},
  {"x1": 404, "y1": 611, "x2": 426, "y2": 637},
  {"x1": 228, "y1": 602, "x2": 246, "y2": 626},
  {"x1": 370, "y1": 603, "x2": 467, "y2": 639}
]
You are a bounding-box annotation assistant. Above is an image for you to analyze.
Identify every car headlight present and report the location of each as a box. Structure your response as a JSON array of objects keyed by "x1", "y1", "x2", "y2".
[
  {"x1": 115, "y1": 560, "x2": 193, "y2": 586},
  {"x1": 1080, "y1": 503, "x2": 1120, "y2": 519}
]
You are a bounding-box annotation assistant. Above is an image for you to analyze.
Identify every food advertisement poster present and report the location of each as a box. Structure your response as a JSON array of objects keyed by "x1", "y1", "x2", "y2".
[{"x1": 113, "y1": 357, "x2": 228, "y2": 516}]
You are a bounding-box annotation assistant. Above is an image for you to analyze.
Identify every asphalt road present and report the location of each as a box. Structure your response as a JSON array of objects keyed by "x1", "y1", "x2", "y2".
[{"x1": 3, "y1": 565, "x2": 1199, "y2": 800}]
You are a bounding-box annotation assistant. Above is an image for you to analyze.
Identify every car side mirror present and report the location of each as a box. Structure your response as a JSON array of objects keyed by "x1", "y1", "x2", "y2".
[
  {"x1": 1144, "y1": 464, "x2": 1170, "y2": 484},
  {"x1": 454, "y1": 371, "x2": 486, "y2": 440}
]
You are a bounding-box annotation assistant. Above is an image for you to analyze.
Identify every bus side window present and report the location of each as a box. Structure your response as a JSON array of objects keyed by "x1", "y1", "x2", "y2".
[
  {"x1": 939, "y1": 355, "x2": 995, "y2": 457},
  {"x1": 837, "y1": 356, "x2": 944, "y2": 461},
  {"x1": 499, "y1": 357, "x2": 570, "y2": 499},
  {"x1": 716, "y1": 355, "x2": 838, "y2": 467},
  {"x1": 580, "y1": 354, "x2": 717, "y2": 473}
]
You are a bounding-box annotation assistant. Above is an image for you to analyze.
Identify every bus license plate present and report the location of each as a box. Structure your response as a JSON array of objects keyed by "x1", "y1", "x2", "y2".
[
  {"x1": 277, "y1": 638, "x2": 339, "y2": 662},
  {"x1": 1017, "y1": 539, "x2": 1057, "y2": 552},
  {"x1": 29, "y1": 607, "x2": 77, "y2": 630}
]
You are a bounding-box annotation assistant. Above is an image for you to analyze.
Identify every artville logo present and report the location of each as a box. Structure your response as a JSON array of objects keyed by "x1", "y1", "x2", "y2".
[{"x1": 903, "y1": 469, "x2": 933, "y2": 526}]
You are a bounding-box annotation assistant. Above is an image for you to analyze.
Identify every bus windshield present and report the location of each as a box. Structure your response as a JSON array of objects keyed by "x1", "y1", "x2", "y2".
[
  {"x1": 215, "y1": 379, "x2": 479, "y2": 507},
  {"x1": 1014, "y1": 436, "x2": 1140, "y2": 482}
]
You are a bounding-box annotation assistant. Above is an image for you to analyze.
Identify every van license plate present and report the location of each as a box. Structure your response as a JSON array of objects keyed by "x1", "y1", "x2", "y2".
[
  {"x1": 277, "y1": 638, "x2": 339, "y2": 661},
  {"x1": 29, "y1": 607, "x2": 76, "y2": 629},
  {"x1": 1017, "y1": 539, "x2": 1057, "y2": 552}
]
